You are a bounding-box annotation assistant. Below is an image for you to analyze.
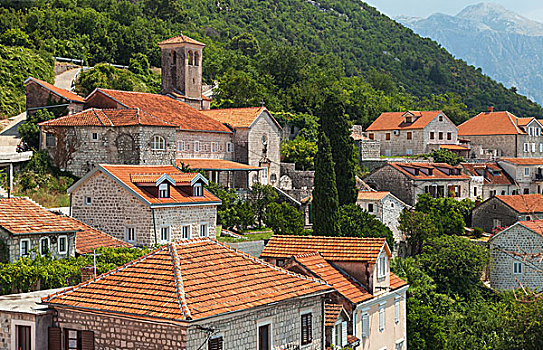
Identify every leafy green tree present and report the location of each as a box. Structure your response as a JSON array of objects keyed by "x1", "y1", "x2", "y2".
[
  {"x1": 429, "y1": 148, "x2": 464, "y2": 166},
  {"x1": 281, "y1": 136, "x2": 317, "y2": 170},
  {"x1": 337, "y1": 204, "x2": 394, "y2": 249},
  {"x1": 18, "y1": 109, "x2": 55, "y2": 149},
  {"x1": 249, "y1": 183, "x2": 278, "y2": 228},
  {"x1": 312, "y1": 130, "x2": 340, "y2": 236},
  {"x1": 128, "y1": 52, "x2": 150, "y2": 75},
  {"x1": 229, "y1": 33, "x2": 261, "y2": 57},
  {"x1": 264, "y1": 202, "x2": 304, "y2": 235},
  {"x1": 398, "y1": 209, "x2": 439, "y2": 256},
  {"x1": 415, "y1": 194, "x2": 471, "y2": 236}
]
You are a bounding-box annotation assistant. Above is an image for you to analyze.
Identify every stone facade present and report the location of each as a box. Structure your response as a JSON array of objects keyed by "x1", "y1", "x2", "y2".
[
  {"x1": 358, "y1": 139, "x2": 381, "y2": 160},
  {"x1": 498, "y1": 160, "x2": 543, "y2": 195},
  {"x1": 25, "y1": 79, "x2": 83, "y2": 116},
  {"x1": 465, "y1": 133, "x2": 543, "y2": 160},
  {"x1": 0, "y1": 228, "x2": 76, "y2": 263},
  {"x1": 71, "y1": 172, "x2": 217, "y2": 247},
  {"x1": 0, "y1": 308, "x2": 52, "y2": 350},
  {"x1": 176, "y1": 130, "x2": 233, "y2": 160},
  {"x1": 489, "y1": 223, "x2": 543, "y2": 290},
  {"x1": 471, "y1": 197, "x2": 543, "y2": 232}
]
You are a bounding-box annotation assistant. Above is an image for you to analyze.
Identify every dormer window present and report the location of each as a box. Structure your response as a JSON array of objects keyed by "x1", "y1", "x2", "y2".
[
  {"x1": 158, "y1": 183, "x2": 169, "y2": 198},
  {"x1": 193, "y1": 183, "x2": 203, "y2": 197},
  {"x1": 405, "y1": 116, "x2": 412, "y2": 123}
]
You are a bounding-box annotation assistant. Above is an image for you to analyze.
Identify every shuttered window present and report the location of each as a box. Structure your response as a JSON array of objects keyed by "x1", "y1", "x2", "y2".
[
  {"x1": 361, "y1": 312, "x2": 370, "y2": 338},
  {"x1": 48, "y1": 327, "x2": 62, "y2": 350},
  {"x1": 16, "y1": 325, "x2": 31, "y2": 350},
  {"x1": 379, "y1": 305, "x2": 385, "y2": 331},
  {"x1": 81, "y1": 331, "x2": 95, "y2": 350},
  {"x1": 208, "y1": 336, "x2": 223, "y2": 350},
  {"x1": 341, "y1": 320, "x2": 347, "y2": 346},
  {"x1": 301, "y1": 313, "x2": 312, "y2": 345}
]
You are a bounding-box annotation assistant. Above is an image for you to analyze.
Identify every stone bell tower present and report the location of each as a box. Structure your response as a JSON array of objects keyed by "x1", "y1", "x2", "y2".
[{"x1": 158, "y1": 32, "x2": 207, "y2": 109}]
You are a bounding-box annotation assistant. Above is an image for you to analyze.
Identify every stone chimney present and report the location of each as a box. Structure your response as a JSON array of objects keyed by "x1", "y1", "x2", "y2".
[{"x1": 80, "y1": 265, "x2": 95, "y2": 283}]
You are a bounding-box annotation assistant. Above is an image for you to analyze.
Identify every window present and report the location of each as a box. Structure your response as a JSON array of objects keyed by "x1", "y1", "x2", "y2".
[
  {"x1": 208, "y1": 336, "x2": 223, "y2": 350},
  {"x1": 439, "y1": 115, "x2": 443, "y2": 121},
  {"x1": 152, "y1": 135, "x2": 166, "y2": 150},
  {"x1": 194, "y1": 141, "x2": 200, "y2": 152},
  {"x1": 276, "y1": 259, "x2": 285, "y2": 267},
  {"x1": 159, "y1": 183, "x2": 169, "y2": 198},
  {"x1": 262, "y1": 167, "x2": 269, "y2": 185},
  {"x1": 438, "y1": 132, "x2": 443, "y2": 140},
  {"x1": 386, "y1": 133, "x2": 391, "y2": 140},
  {"x1": 182, "y1": 225, "x2": 191, "y2": 239},
  {"x1": 45, "y1": 133, "x2": 56, "y2": 147},
  {"x1": 368, "y1": 203, "x2": 374, "y2": 213},
  {"x1": 58, "y1": 235, "x2": 68, "y2": 254},
  {"x1": 160, "y1": 226, "x2": 171, "y2": 243},
  {"x1": 406, "y1": 132, "x2": 412, "y2": 140},
  {"x1": 524, "y1": 143, "x2": 529, "y2": 152},
  {"x1": 406, "y1": 149, "x2": 413, "y2": 155},
  {"x1": 379, "y1": 304, "x2": 385, "y2": 331},
  {"x1": 369, "y1": 133, "x2": 374, "y2": 140},
  {"x1": 396, "y1": 339, "x2": 405, "y2": 350},
  {"x1": 193, "y1": 183, "x2": 203, "y2": 197},
  {"x1": 540, "y1": 143, "x2": 543, "y2": 152},
  {"x1": 395, "y1": 296, "x2": 400, "y2": 323},
  {"x1": 194, "y1": 51, "x2": 200, "y2": 66},
  {"x1": 177, "y1": 141, "x2": 185, "y2": 151},
  {"x1": 405, "y1": 116, "x2": 412, "y2": 123},
  {"x1": 226, "y1": 142, "x2": 233, "y2": 152},
  {"x1": 377, "y1": 254, "x2": 387, "y2": 279},
  {"x1": 513, "y1": 261, "x2": 523, "y2": 274},
  {"x1": 199, "y1": 223, "x2": 208, "y2": 237},
  {"x1": 301, "y1": 313, "x2": 313, "y2": 345},
  {"x1": 125, "y1": 227, "x2": 136, "y2": 243},
  {"x1": 473, "y1": 186, "x2": 478, "y2": 197},
  {"x1": 16, "y1": 325, "x2": 31, "y2": 350},
  {"x1": 20, "y1": 239, "x2": 30, "y2": 257},
  {"x1": 258, "y1": 323, "x2": 271, "y2": 350},
  {"x1": 447, "y1": 132, "x2": 452, "y2": 140},
  {"x1": 91, "y1": 132, "x2": 98, "y2": 141},
  {"x1": 334, "y1": 322, "x2": 342, "y2": 346},
  {"x1": 65, "y1": 329, "x2": 94, "y2": 350},
  {"x1": 430, "y1": 132, "x2": 435, "y2": 140},
  {"x1": 533, "y1": 143, "x2": 537, "y2": 152},
  {"x1": 84, "y1": 197, "x2": 92, "y2": 206},
  {"x1": 211, "y1": 142, "x2": 218, "y2": 152},
  {"x1": 361, "y1": 312, "x2": 370, "y2": 338},
  {"x1": 39, "y1": 237, "x2": 50, "y2": 255},
  {"x1": 525, "y1": 168, "x2": 530, "y2": 176}
]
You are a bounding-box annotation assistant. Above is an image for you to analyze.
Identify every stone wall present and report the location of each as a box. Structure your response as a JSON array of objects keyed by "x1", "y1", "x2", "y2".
[
  {"x1": 54, "y1": 307, "x2": 186, "y2": 350},
  {"x1": 422, "y1": 115, "x2": 458, "y2": 149},
  {"x1": 472, "y1": 198, "x2": 522, "y2": 232},
  {"x1": 490, "y1": 224, "x2": 543, "y2": 290},
  {"x1": 247, "y1": 111, "x2": 282, "y2": 187},
  {"x1": 358, "y1": 140, "x2": 380, "y2": 160},
  {"x1": 465, "y1": 135, "x2": 518, "y2": 159},
  {"x1": 0, "y1": 228, "x2": 76, "y2": 263},
  {"x1": 186, "y1": 295, "x2": 325, "y2": 350},
  {"x1": 0, "y1": 311, "x2": 52, "y2": 350},
  {"x1": 176, "y1": 130, "x2": 233, "y2": 161},
  {"x1": 372, "y1": 129, "x2": 426, "y2": 156},
  {"x1": 280, "y1": 162, "x2": 314, "y2": 191},
  {"x1": 364, "y1": 166, "x2": 415, "y2": 205}
]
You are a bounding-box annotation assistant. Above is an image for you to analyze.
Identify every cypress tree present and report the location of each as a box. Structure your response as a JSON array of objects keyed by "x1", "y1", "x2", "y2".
[
  {"x1": 318, "y1": 92, "x2": 358, "y2": 206},
  {"x1": 312, "y1": 130, "x2": 340, "y2": 236}
]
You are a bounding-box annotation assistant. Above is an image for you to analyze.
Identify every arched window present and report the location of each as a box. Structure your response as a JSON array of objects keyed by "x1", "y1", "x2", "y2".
[
  {"x1": 194, "y1": 51, "x2": 200, "y2": 66},
  {"x1": 188, "y1": 50, "x2": 193, "y2": 66},
  {"x1": 152, "y1": 135, "x2": 166, "y2": 150},
  {"x1": 171, "y1": 50, "x2": 177, "y2": 66}
]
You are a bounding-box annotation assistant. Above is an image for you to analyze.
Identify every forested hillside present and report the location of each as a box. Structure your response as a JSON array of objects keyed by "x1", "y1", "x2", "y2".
[{"x1": 1, "y1": 0, "x2": 542, "y2": 122}]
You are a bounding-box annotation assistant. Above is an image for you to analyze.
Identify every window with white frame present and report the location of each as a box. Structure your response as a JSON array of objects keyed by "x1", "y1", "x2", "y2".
[
  {"x1": 525, "y1": 167, "x2": 530, "y2": 176},
  {"x1": 533, "y1": 143, "x2": 537, "y2": 152},
  {"x1": 300, "y1": 312, "x2": 313, "y2": 345},
  {"x1": 160, "y1": 226, "x2": 171, "y2": 243},
  {"x1": 177, "y1": 141, "x2": 185, "y2": 152},
  {"x1": 524, "y1": 143, "x2": 529, "y2": 152},
  {"x1": 211, "y1": 142, "x2": 218, "y2": 153},
  {"x1": 158, "y1": 183, "x2": 169, "y2": 198},
  {"x1": 199, "y1": 223, "x2": 208, "y2": 237},
  {"x1": 395, "y1": 296, "x2": 400, "y2": 323},
  {"x1": 193, "y1": 183, "x2": 203, "y2": 197},
  {"x1": 332, "y1": 320, "x2": 347, "y2": 347},
  {"x1": 361, "y1": 311, "x2": 370, "y2": 338},
  {"x1": 91, "y1": 132, "x2": 99, "y2": 141},
  {"x1": 125, "y1": 227, "x2": 136, "y2": 243},
  {"x1": 262, "y1": 167, "x2": 269, "y2": 185},
  {"x1": 152, "y1": 135, "x2": 166, "y2": 150},
  {"x1": 58, "y1": 235, "x2": 68, "y2": 254},
  {"x1": 378, "y1": 254, "x2": 387, "y2": 279},
  {"x1": 379, "y1": 303, "x2": 386, "y2": 331},
  {"x1": 182, "y1": 225, "x2": 191, "y2": 239},
  {"x1": 208, "y1": 335, "x2": 223, "y2": 350},
  {"x1": 226, "y1": 142, "x2": 233, "y2": 153},
  {"x1": 540, "y1": 143, "x2": 543, "y2": 153},
  {"x1": 39, "y1": 237, "x2": 50, "y2": 255},
  {"x1": 85, "y1": 197, "x2": 92, "y2": 206},
  {"x1": 513, "y1": 261, "x2": 523, "y2": 274},
  {"x1": 20, "y1": 239, "x2": 30, "y2": 257},
  {"x1": 194, "y1": 141, "x2": 200, "y2": 152}
]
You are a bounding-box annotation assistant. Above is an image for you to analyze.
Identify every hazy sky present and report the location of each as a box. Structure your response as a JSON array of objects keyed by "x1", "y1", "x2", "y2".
[{"x1": 364, "y1": 1, "x2": 543, "y2": 22}]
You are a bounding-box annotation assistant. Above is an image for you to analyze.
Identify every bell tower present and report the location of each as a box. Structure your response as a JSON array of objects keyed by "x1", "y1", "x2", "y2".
[{"x1": 158, "y1": 32, "x2": 206, "y2": 108}]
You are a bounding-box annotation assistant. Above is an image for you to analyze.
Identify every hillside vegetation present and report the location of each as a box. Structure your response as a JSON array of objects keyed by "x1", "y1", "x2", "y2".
[{"x1": 1, "y1": 0, "x2": 542, "y2": 125}]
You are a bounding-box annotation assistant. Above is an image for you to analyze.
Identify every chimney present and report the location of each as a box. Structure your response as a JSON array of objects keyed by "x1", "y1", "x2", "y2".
[
  {"x1": 488, "y1": 106, "x2": 494, "y2": 113},
  {"x1": 80, "y1": 265, "x2": 95, "y2": 283}
]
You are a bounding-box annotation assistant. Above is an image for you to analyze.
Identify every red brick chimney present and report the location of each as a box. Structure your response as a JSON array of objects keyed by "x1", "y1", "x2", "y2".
[
  {"x1": 488, "y1": 106, "x2": 494, "y2": 113},
  {"x1": 80, "y1": 265, "x2": 95, "y2": 283}
]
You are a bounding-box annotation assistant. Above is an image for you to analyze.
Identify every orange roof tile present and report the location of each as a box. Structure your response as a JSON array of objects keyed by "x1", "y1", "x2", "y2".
[
  {"x1": 176, "y1": 159, "x2": 262, "y2": 171},
  {"x1": 357, "y1": 191, "x2": 390, "y2": 201},
  {"x1": 500, "y1": 158, "x2": 543, "y2": 165},
  {"x1": 200, "y1": 106, "x2": 267, "y2": 128},
  {"x1": 158, "y1": 33, "x2": 205, "y2": 47},
  {"x1": 366, "y1": 111, "x2": 443, "y2": 131},
  {"x1": 324, "y1": 303, "x2": 344, "y2": 326},
  {"x1": 261, "y1": 235, "x2": 388, "y2": 263},
  {"x1": 0, "y1": 198, "x2": 81, "y2": 235},
  {"x1": 26, "y1": 77, "x2": 84, "y2": 103},
  {"x1": 81, "y1": 165, "x2": 221, "y2": 207},
  {"x1": 389, "y1": 162, "x2": 470, "y2": 180},
  {"x1": 38, "y1": 108, "x2": 177, "y2": 128},
  {"x1": 458, "y1": 111, "x2": 529, "y2": 136},
  {"x1": 129, "y1": 173, "x2": 196, "y2": 185},
  {"x1": 440, "y1": 144, "x2": 469, "y2": 151},
  {"x1": 461, "y1": 163, "x2": 514, "y2": 186},
  {"x1": 44, "y1": 239, "x2": 331, "y2": 321},
  {"x1": 494, "y1": 194, "x2": 543, "y2": 214},
  {"x1": 292, "y1": 253, "x2": 372, "y2": 304},
  {"x1": 87, "y1": 89, "x2": 231, "y2": 133},
  {"x1": 389, "y1": 272, "x2": 408, "y2": 290},
  {"x1": 518, "y1": 219, "x2": 543, "y2": 238}
]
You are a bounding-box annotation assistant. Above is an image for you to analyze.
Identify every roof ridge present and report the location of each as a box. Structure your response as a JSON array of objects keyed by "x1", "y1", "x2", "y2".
[
  {"x1": 273, "y1": 234, "x2": 386, "y2": 241},
  {"x1": 168, "y1": 244, "x2": 192, "y2": 320},
  {"x1": 507, "y1": 112, "x2": 523, "y2": 134}
]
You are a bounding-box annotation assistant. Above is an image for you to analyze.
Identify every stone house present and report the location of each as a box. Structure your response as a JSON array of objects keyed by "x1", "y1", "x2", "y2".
[
  {"x1": 42, "y1": 238, "x2": 332, "y2": 350},
  {"x1": 498, "y1": 158, "x2": 543, "y2": 195},
  {"x1": 68, "y1": 164, "x2": 221, "y2": 246},
  {"x1": 364, "y1": 162, "x2": 471, "y2": 206},
  {"x1": 461, "y1": 162, "x2": 516, "y2": 200},
  {"x1": 458, "y1": 108, "x2": 543, "y2": 159},
  {"x1": 356, "y1": 191, "x2": 410, "y2": 254},
  {"x1": 489, "y1": 220, "x2": 543, "y2": 290},
  {"x1": 471, "y1": 194, "x2": 543, "y2": 232},
  {"x1": 261, "y1": 235, "x2": 409, "y2": 350},
  {"x1": 25, "y1": 77, "x2": 84, "y2": 116},
  {"x1": 351, "y1": 125, "x2": 380, "y2": 161},
  {"x1": 365, "y1": 110, "x2": 459, "y2": 156}
]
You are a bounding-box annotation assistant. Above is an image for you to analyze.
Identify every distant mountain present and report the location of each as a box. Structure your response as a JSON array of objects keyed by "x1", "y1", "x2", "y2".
[{"x1": 397, "y1": 2, "x2": 543, "y2": 105}]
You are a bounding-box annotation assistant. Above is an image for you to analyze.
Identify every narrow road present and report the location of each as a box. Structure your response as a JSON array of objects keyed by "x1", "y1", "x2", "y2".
[{"x1": 54, "y1": 68, "x2": 81, "y2": 91}]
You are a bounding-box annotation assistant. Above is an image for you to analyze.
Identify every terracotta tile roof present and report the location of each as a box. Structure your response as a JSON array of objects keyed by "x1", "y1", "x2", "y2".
[
  {"x1": 129, "y1": 173, "x2": 196, "y2": 185},
  {"x1": 518, "y1": 219, "x2": 543, "y2": 238},
  {"x1": 389, "y1": 272, "x2": 408, "y2": 290},
  {"x1": 517, "y1": 117, "x2": 534, "y2": 127},
  {"x1": 500, "y1": 158, "x2": 543, "y2": 165},
  {"x1": 38, "y1": 108, "x2": 177, "y2": 128},
  {"x1": 458, "y1": 111, "x2": 529, "y2": 136},
  {"x1": 200, "y1": 106, "x2": 267, "y2": 128},
  {"x1": 389, "y1": 162, "x2": 470, "y2": 180},
  {"x1": 324, "y1": 303, "x2": 344, "y2": 326},
  {"x1": 366, "y1": 111, "x2": 443, "y2": 131},
  {"x1": 292, "y1": 253, "x2": 372, "y2": 304},
  {"x1": 87, "y1": 89, "x2": 231, "y2": 133},
  {"x1": 64, "y1": 217, "x2": 132, "y2": 254},
  {"x1": 440, "y1": 144, "x2": 469, "y2": 151},
  {"x1": 461, "y1": 163, "x2": 514, "y2": 186},
  {"x1": 0, "y1": 198, "x2": 81, "y2": 235},
  {"x1": 357, "y1": 191, "x2": 389, "y2": 201},
  {"x1": 26, "y1": 77, "x2": 84, "y2": 103},
  {"x1": 261, "y1": 235, "x2": 388, "y2": 263},
  {"x1": 494, "y1": 194, "x2": 543, "y2": 214},
  {"x1": 177, "y1": 158, "x2": 262, "y2": 171},
  {"x1": 91, "y1": 165, "x2": 220, "y2": 206},
  {"x1": 44, "y1": 239, "x2": 331, "y2": 321},
  {"x1": 157, "y1": 33, "x2": 205, "y2": 47}
]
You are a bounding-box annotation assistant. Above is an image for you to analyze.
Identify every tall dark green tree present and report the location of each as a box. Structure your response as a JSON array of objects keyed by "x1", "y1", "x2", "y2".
[
  {"x1": 317, "y1": 90, "x2": 358, "y2": 206},
  {"x1": 312, "y1": 130, "x2": 340, "y2": 236}
]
